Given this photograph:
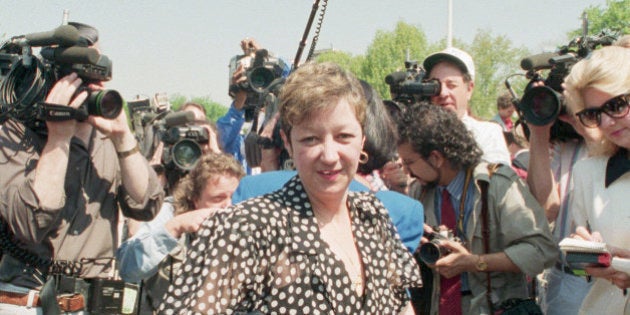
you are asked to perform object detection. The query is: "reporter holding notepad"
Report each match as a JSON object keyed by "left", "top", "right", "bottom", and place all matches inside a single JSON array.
[{"left": 564, "top": 46, "right": 630, "bottom": 314}]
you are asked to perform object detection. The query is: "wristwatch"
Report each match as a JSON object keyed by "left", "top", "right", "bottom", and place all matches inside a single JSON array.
[{"left": 475, "top": 255, "right": 488, "bottom": 271}]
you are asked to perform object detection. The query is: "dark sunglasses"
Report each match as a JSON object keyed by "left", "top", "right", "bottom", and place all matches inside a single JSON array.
[{"left": 575, "top": 93, "right": 630, "bottom": 128}]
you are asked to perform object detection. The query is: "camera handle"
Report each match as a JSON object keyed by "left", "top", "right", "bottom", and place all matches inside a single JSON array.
[{"left": 37, "top": 102, "right": 88, "bottom": 121}]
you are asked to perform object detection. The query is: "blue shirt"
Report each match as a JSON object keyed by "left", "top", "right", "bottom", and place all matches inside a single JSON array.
[
  {"left": 234, "top": 170, "right": 425, "bottom": 253},
  {"left": 116, "top": 197, "right": 180, "bottom": 283},
  {"left": 216, "top": 104, "right": 248, "bottom": 173}
]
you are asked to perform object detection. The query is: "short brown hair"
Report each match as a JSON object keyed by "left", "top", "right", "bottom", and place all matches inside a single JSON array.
[{"left": 279, "top": 62, "right": 366, "bottom": 139}]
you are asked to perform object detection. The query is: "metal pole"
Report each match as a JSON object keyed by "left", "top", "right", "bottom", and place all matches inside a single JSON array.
[{"left": 447, "top": 0, "right": 453, "bottom": 48}]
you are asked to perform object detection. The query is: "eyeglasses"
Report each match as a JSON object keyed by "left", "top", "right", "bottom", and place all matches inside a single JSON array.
[
  {"left": 575, "top": 93, "right": 630, "bottom": 128},
  {"left": 402, "top": 157, "right": 421, "bottom": 168}
]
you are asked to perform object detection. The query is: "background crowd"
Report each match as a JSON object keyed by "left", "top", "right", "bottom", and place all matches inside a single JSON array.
[{"left": 0, "top": 13, "right": 630, "bottom": 315}]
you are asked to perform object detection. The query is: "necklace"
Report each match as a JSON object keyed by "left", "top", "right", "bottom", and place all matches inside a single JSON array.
[{"left": 315, "top": 211, "right": 364, "bottom": 295}]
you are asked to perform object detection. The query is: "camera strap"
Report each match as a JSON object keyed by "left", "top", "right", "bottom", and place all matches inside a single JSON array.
[{"left": 36, "top": 102, "right": 88, "bottom": 122}]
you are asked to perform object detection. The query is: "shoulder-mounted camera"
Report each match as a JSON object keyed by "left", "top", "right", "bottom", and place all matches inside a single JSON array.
[{"left": 0, "top": 23, "right": 123, "bottom": 131}]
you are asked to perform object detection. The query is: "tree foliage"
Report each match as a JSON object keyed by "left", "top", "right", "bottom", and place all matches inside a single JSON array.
[
  {"left": 461, "top": 31, "right": 529, "bottom": 118},
  {"left": 568, "top": 0, "right": 630, "bottom": 38},
  {"left": 316, "top": 21, "right": 528, "bottom": 119}
]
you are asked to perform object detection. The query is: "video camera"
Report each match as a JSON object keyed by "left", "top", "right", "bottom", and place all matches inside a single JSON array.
[
  {"left": 506, "top": 14, "right": 618, "bottom": 141},
  {"left": 127, "top": 94, "right": 212, "bottom": 191},
  {"left": 0, "top": 23, "right": 124, "bottom": 131},
  {"left": 228, "top": 48, "right": 288, "bottom": 122},
  {"left": 385, "top": 60, "right": 441, "bottom": 107},
  {"left": 128, "top": 95, "right": 208, "bottom": 173}
]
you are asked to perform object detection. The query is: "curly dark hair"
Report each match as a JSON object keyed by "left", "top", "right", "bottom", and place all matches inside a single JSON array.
[{"left": 397, "top": 103, "right": 482, "bottom": 170}]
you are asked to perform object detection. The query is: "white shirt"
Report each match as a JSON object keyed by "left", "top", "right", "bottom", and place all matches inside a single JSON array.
[
  {"left": 571, "top": 157, "right": 630, "bottom": 314},
  {"left": 461, "top": 114, "right": 511, "bottom": 165}
]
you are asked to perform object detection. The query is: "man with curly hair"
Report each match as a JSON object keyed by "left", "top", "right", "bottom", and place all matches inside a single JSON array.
[{"left": 397, "top": 103, "right": 557, "bottom": 315}]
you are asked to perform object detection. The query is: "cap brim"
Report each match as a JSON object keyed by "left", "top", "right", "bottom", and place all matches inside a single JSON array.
[{"left": 423, "top": 53, "right": 469, "bottom": 77}]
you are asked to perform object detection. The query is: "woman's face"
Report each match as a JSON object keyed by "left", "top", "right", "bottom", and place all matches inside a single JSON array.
[
  {"left": 193, "top": 174, "right": 240, "bottom": 209},
  {"left": 283, "top": 98, "right": 364, "bottom": 206},
  {"left": 583, "top": 87, "right": 630, "bottom": 150}
]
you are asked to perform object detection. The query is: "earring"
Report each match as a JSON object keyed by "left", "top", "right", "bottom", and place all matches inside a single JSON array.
[
  {"left": 283, "top": 158, "right": 295, "bottom": 170},
  {"left": 359, "top": 151, "right": 369, "bottom": 164}
]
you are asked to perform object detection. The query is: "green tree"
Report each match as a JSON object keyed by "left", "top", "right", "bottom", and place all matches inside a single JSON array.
[
  {"left": 315, "top": 50, "right": 364, "bottom": 76},
  {"left": 569, "top": 0, "right": 630, "bottom": 38},
  {"left": 170, "top": 94, "right": 228, "bottom": 122},
  {"left": 361, "top": 21, "right": 431, "bottom": 99},
  {"left": 462, "top": 31, "right": 529, "bottom": 118}
]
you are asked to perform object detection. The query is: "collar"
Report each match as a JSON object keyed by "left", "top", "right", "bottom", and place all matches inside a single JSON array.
[
  {"left": 442, "top": 170, "right": 466, "bottom": 202},
  {"left": 605, "top": 148, "right": 630, "bottom": 188}
]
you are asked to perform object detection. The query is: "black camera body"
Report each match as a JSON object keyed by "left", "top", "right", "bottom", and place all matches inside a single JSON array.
[
  {"left": 385, "top": 60, "right": 441, "bottom": 107},
  {"left": 517, "top": 31, "right": 617, "bottom": 127},
  {"left": 418, "top": 228, "right": 461, "bottom": 265},
  {"left": 0, "top": 24, "right": 123, "bottom": 130},
  {"left": 228, "top": 49, "right": 287, "bottom": 122}
]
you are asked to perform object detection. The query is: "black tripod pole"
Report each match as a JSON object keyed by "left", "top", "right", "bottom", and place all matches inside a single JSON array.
[{"left": 293, "top": 0, "right": 320, "bottom": 70}]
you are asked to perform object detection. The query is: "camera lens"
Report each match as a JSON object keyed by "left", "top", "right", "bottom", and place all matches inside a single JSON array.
[
  {"left": 519, "top": 86, "right": 562, "bottom": 126},
  {"left": 87, "top": 89, "right": 124, "bottom": 119},
  {"left": 172, "top": 139, "right": 202, "bottom": 171},
  {"left": 248, "top": 67, "right": 275, "bottom": 91},
  {"left": 419, "top": 242, "right": 447, "bottom": 265}
]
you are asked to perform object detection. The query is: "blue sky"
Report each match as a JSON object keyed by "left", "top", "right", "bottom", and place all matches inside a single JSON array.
[{"left": 0, "top": 0, "right": 608, "bottom": 106}]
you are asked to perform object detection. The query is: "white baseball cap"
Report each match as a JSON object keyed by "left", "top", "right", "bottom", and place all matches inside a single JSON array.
[{"left": 423, "top": 47, "right": 475, "bottom": 81}]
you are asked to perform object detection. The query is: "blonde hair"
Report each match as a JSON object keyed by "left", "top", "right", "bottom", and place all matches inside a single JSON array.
[
  {"left": 563, "top": 46, "right": 630, "bottom": 155},
  {"left": 279, "top": 62, "right": 366, "bottom": 139},
  {"left": 172, "top": 152, "right": 244, "bottom": 215},
  {"left": 615, "top": 34, "right": 630, "bottom": 48}
]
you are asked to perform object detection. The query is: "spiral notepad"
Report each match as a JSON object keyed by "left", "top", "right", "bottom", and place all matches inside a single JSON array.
[
  {"left": 558, "top": 238, "right": 608, "bottom": 253},
  {"left": 558, "top": 238, "right": 611, "bottom": 275}
]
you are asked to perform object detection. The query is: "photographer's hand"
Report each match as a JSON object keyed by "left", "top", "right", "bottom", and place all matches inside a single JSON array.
[
  {"left": 232, "top": 64, "right": 248, "bottom": 111},
  {"left": 34, "top": 73, "right": 88, "bottom": 210},
  {"left": 433, "top": 241, "right": 473, "bottom": 279},
  {"left": 85, "top": 87, "right": 151, "bottom": 204},
  {"left": 165, "top": 208, "right": 218, "bottom": 239},
  {"left": 44, "top": 73, "right": 88, "bottom": 140},
  {"left": 240, "top": 37, "right": 261, "bottom": 54}
]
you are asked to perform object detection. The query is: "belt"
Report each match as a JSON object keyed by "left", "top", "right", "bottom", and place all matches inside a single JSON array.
[
  {"left": 0, "top": 290, "right": 85, "bottom": 312},
  {"left": 555, "top": 262, "right": 577, "bottom": 276}
]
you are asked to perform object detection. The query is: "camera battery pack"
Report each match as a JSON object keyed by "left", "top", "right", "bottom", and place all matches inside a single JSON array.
[{"left": 88, "top": 279, "right": 139, "bottom": 314}]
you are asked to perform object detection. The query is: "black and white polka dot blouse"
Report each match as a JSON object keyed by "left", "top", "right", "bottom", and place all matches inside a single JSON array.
[{"left": 159, "top": 176, "right": 423, "bottom": 314}]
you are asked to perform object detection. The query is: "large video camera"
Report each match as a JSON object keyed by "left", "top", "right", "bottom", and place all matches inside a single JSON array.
[
  {"left": 0, "top": 23, "right": 124, "bottom": 131},
  {"left": 228, "top": 49, "right": 288, "bottom": 122},
  {"left": 385, "top": 60, "right": 441, "bottom": 107},
  {"left": 505, "top": 15, "right": 618, "bottom": 141},
  {"left": 128, "top": 95, "right": 208, "bottom": 173}
]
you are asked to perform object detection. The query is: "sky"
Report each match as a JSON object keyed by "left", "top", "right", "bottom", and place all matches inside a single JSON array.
[{"left": 0, "top": 0, "right": 609, "bottom": 107}]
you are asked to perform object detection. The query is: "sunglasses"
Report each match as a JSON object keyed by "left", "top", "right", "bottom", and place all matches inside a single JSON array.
[{"left": 575, "top": 93, "right": 630, "bottom": 128}]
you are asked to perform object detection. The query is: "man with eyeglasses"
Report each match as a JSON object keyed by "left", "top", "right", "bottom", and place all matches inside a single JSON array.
[{"left": 397, "top": 103, "right": 556, "bottom": 315}]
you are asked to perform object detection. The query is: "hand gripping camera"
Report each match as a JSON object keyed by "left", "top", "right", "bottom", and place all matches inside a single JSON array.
[
  {"left": 0, "top": 24, "right": 124, "bottom": 130},
  {"left": 418, "top": 228, "right": 462, "bottom": 265}
]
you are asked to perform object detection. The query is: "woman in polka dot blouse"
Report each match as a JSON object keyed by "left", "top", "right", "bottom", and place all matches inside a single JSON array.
[{"left": 159, "top": 62, "right": 423, "bottom": 314}]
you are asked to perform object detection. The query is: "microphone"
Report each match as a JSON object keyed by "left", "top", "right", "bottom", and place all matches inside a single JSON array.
[
  {"left": 163, "top": 111, "right": 195, "bottom": 127},
  {"left": 40, "top": 46, "right": 100, "bottom": 65},
  {"left": 385, "top": 71, "right": 408, "bottom": 85},
  {"left": 12, "top": 25, "right": 80, "bottom": 47},
  {"left": 520, "top": 52, "right": 558, "bottom": 71}
]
